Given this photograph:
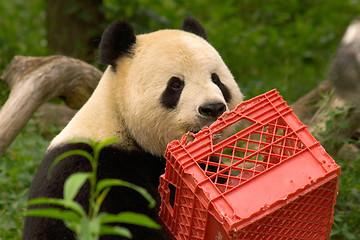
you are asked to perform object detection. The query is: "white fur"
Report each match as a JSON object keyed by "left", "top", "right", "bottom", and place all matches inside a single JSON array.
[
  {"left": 342, "top": 21, "right": 360, "bottom": 45},
  {"left": 51, "top": 29, "right": 243, "bottom": 156}
]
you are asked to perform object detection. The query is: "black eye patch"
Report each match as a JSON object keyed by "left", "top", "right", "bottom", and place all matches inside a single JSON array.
[
  {"left": 211, "top": 73, "right": 232, "bottom": 103},
  {"left": 161, "top": 77, "right": 185, "bottom": 109}
]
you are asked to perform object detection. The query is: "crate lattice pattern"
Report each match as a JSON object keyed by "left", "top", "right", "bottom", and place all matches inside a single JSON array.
[
  {"left": 159, "top": 90, "right": 340, "bottom": 240},
  {"left": 175, "top": 185, "right": 207, "bottom": 239},
  {"left": 234, "top": 178, "right": 338, "bottom": 240},
  {"left": 198, "top": 117, "right": 306, "bottom": 193}
]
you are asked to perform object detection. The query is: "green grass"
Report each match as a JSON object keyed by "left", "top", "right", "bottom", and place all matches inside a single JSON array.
[
  {"left": 0, "top": 2, "right": 48, "bottom": 236},
  {"left": 0, "top": 119, "right": 49, "bottom": 239},
  {"left": 332, "top": 151, "right": 360, "bottom": 239}
]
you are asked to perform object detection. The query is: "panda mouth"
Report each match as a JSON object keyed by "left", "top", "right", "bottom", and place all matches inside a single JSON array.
[
  {"left": 188, "top": 124, "right": 208, "bottom": 134},
  {"left": 188, "top": 127, "right": 223, "bottom": 143},
  {"left": 187, "top": 120, "right": 221, "bottom": 136},
  {"left": 189, "top": 129, "right": 200, "bottom": 134}
]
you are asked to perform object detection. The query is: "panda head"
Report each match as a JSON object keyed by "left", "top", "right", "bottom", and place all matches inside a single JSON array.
[{"left": 93, "top": 18, "right": 244, "bottom": 156}]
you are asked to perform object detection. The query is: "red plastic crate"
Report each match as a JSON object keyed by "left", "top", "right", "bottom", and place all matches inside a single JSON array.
[{"left": 159, "top": 89, "right": 340, "bottom": 240}]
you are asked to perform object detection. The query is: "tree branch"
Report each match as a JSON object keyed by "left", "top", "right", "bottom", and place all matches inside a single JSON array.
[{"left": 0, "top": 55, "right": 102, "bottom": 157}]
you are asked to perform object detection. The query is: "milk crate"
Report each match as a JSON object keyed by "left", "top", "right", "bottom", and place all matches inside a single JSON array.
[{"left": 159, "top": 89, "right": 341, "bottom": 240}]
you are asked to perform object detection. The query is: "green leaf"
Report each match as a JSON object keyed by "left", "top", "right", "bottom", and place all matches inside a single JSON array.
[
  {"left": 64, "top": 172, "right": 89, "bottom": 201},
  {"left": 93, "top": 187, "right": 111, "bottom": 216},
  {"left": 27, "top": 198, "right": 86, "bottom": 217},
  {"left": 48, "top": 150, "right": 93, "bottom": 179},
  {"left": 68, "top": 138, "right": 97, "bottom": 148},
  {"left": 95, "top": 179, "right": 156, "bottom": 208},
  {"left": 78, "top": 217, "right": 92, "bottom": 240},
  {"left": 93, "top": 138, "right": 119, "bottom": 162},
  {"left": 94, "top": 138, "right": 119, "bottom": 155},
  {"left": 99, "top": 212, "right": 161, "bottom": 229},
  {"left": 26, "top": 208, "right": 81, "bottom": 222},
  {"left": 89, "top": 217, "right": 101, "bottom": 236},
  {"left": 77, "top": 217, "right": 101, "bottom": 240},
  {"left": 100, "top": 225, "right": 132, "bottom": 239}
]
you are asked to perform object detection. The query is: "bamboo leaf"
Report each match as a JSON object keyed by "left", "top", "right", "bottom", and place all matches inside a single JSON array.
[
  {"left": 99, "top": 212, "right": 161, "bottom": 229},
  {"left": 64, "top": 172, "right": 89, "bottom": 201},
  {"left": 26, "top": 208, "right": 81, "bottom": 222},
  {"left": 27, "top": 198, "right": 86, "bottom": 217},
  {"left": 48, "top": 150, "right": 93, "bottom": 179},
  {"left": 78, "top": 217, "right": 92, "bottom": 240},
  {"left": 89, "top": 217, "right": 101, "bottom": 236},
  {"left": 94, "top": 138, "right": 119, "bottom": 153},
  {"left": 68, "top": 138, "right": 96, "bottom": 148},
  {"left": 100, "top": 225, "right": 132, "bottom": 239},
  {"left": 95, "top": 179, "right": 155, "bottom": 208},
  {"left": 93, "top": 187, "right": 111, "bottom": 216}
]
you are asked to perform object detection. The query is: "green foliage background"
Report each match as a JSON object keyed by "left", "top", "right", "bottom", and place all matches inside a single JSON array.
[
  {"left": 102, "top": 0, "right": 360, "bottom": 102},
  {"left": 1, "top": 0, "right": 360, "bottom": 239}
]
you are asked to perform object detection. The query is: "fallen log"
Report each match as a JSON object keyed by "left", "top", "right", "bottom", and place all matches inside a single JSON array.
[{"left": 0, "top": 55, "right": 102, "bottom": 157}]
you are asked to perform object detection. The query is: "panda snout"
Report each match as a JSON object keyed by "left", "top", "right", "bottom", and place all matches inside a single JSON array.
[{"left": 198, "top": 103, "right": 226, "bottom": 118}]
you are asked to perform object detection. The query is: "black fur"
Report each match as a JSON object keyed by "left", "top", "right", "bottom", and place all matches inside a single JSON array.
[
  {"left": 99, "top": 20, "right": 136, "bottom": 70},
  {"left": 160, "top": 77, "right": 185, "bottom": 109},
  {"left": 23, "top": 143, "right": 171, "bottom": 240},
  {"left": 211, "top": 73, "right": 232, "bottom": 102},
  {"left": 181, "top": 17, "right": 208, "bottom": 40}
]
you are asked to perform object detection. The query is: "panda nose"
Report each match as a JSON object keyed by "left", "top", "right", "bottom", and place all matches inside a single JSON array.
[{"left": 198, "top": 103, "right": 226, "bottom": 118}]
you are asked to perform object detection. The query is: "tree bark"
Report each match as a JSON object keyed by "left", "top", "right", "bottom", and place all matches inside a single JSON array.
[
  {"left": 46, "top": 0, "right": 104, "bottom": 62},
  {"left": 0, "top": 55, "right": 102, "bottom": 157}
]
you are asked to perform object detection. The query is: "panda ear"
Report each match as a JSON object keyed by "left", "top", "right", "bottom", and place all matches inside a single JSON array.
[
  {"left": 99, "top": 20, "right": 136, "bottom": 70},
  {"left": 181, "top": 17, "right": 208, "bottom": 40}
]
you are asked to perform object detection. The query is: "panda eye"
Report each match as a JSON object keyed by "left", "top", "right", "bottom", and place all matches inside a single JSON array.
[
  {"left": 161, "top": 76, "right": 184, "bottom": 109},
  {"left": 211, "top": 73, "right": 232, "bottom": 103},
  {"left": 211, "top": 73, "right": 220, "bottom": 85},
  {"left": 169, "top": 77, "right": 184, "bottom": 91}
]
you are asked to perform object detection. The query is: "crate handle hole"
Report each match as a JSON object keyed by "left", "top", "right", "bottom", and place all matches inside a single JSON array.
[{"left": 168, "top": 183, "right": 176, "bottom": 209}]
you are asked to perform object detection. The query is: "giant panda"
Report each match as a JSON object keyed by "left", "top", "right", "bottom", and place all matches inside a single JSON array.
[{"left": 23, "top": 18, "right": 243, "bottom": 240}]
